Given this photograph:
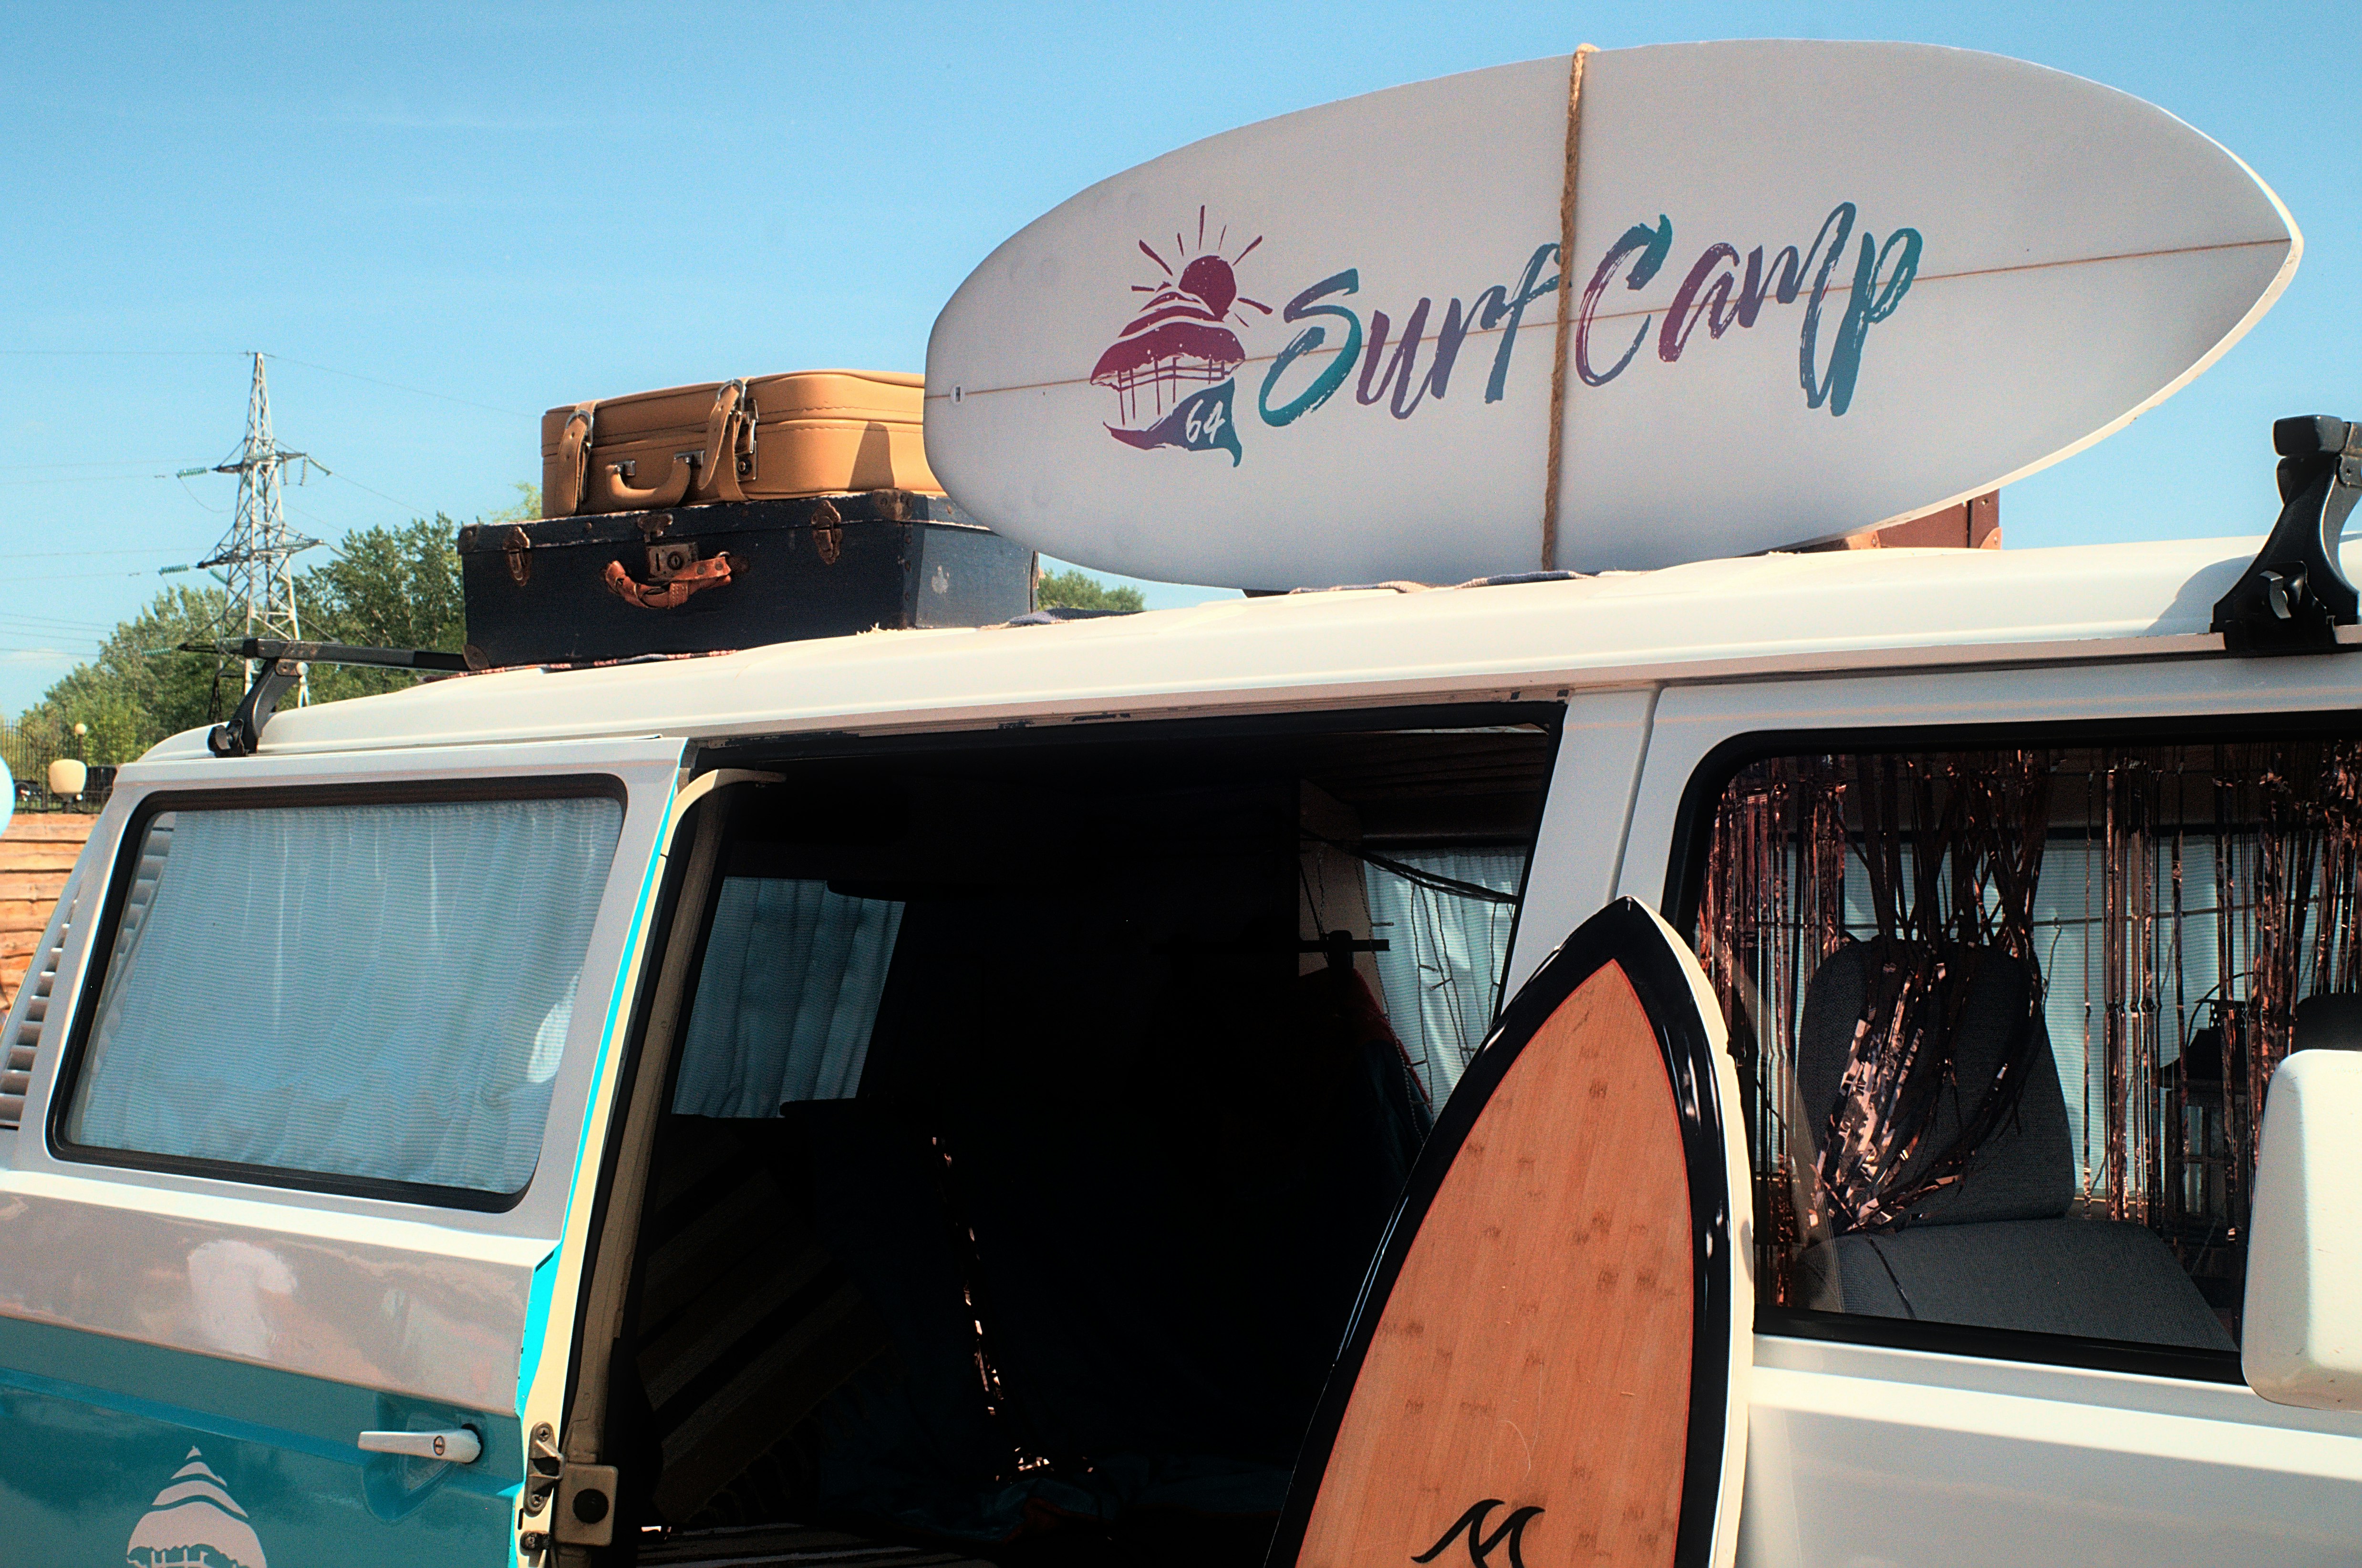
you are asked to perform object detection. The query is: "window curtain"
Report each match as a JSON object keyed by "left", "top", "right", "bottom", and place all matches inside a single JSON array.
[
  {"left": 2209, "top": 741, "right": 2362, "bottom": 1228},
  {"left": 671, "top": 878, "right": 905, "bottom": 1116},
  {"left": 1363, "top": 850, "right": 1525, "bottom": 1104},
  {"left": 64, "top": 796, "right": 622, "bottom": 1195}
]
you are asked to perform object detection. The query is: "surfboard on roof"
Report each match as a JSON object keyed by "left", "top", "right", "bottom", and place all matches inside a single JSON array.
[{"left": 924, "top": 41, "right": 2298, "bottom": 589}]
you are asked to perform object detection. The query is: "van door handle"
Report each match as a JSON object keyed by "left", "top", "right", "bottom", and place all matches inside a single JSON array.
[{"left": 358, "top": 1427, "right": 481, "bottom": 1465}]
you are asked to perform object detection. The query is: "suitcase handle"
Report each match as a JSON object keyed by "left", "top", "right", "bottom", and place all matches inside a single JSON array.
[
  {"left": 603, "top": 551, "right": 733, "bottom": 609},
  {"left": 606, "top": 452, "right": 698, "bottom": 510}
]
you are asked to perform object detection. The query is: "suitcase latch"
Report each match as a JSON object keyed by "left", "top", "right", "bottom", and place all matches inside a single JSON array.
[
  {"left": 502, "top": 525, "right": 533, "bottom": 586},
  {"left": 811, "top": 496, "right": 842, "bottom": 567},
  {"left": 646, "top": 540, "right": 699, "bottom": 582}
]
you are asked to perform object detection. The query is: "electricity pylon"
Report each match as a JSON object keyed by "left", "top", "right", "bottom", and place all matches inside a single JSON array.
[{"left": 189, "top": 353, "right": 324, "bottom": 701}]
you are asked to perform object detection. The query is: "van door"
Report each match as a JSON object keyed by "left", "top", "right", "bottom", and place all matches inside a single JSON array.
[
  {"left": 0, "top": 736, "right": 684, "bottom": 1568},
  {"left": 1271, "top": 898, "right": 1751, "bottom": 1568},
  {"left": 1621, "top": 659, "right": 2362, "bottom": 1567}
]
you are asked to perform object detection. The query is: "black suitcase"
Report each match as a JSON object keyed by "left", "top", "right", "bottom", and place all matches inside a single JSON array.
[{"left": 456, "top": 491, "right": 1035, "bottom": 668}]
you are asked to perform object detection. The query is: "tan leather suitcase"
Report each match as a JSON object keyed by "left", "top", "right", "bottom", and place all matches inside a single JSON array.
[{"left": 541, "top": 370, "right": 940, "bottom": 517}]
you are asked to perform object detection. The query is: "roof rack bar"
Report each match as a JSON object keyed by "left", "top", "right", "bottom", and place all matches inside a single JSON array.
[
  {"left": 183, "top": 640, "right": 471, "bottom": 758},
  {"left": 182, "top": 638, "right": 472, "bottom": 673},
  {"left": 2211, "top": 415, "right": 2362, "bottom": 655}
]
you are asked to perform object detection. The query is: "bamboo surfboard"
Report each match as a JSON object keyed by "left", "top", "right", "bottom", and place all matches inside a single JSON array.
[
  {"left": 924, "top": 42, "right": 2299, "bottom": 588},
  {"left": 1266, "top": 899, "right": 1751, "bottom": 1568}
]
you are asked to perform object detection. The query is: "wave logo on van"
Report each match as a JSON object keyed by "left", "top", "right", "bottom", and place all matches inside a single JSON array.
[
  {"left": 124, "top": 1447, "right": 269, "bottom": 1568},
  {"left": 1090, "top": 207, "right": 1268, "bottom": 466}
]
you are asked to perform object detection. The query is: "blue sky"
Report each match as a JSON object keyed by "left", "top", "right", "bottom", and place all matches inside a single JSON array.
[{"left": 1, "top": 1, "right": 2355, "bottom": 713}]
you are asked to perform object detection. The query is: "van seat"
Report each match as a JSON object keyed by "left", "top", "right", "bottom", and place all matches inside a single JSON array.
[
  {"left": 1798, "top": 941, "right": 2231, "bottom": 1351},
  {"left": 1830, "top": 1216, "right": 2230, "bottom": 1345}
]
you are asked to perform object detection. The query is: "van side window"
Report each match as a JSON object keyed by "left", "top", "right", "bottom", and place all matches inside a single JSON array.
[
  {"left": 672, "top": 879, "right": 906, "bottom": 1114},
  {"left": 58, "top": 793, "right": 623, "bottom": 1203},
  {"left": 1359, "top": 847, "right": 1526, "bottom": 1104},
  {"left": 1696, "top": 742, "right": 2362, "bottom": 1358}
]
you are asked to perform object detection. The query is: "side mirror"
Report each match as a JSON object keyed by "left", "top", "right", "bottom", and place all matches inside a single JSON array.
[{"left": 2244, "top": 1048, "right": 2362, "bottom": 1407}]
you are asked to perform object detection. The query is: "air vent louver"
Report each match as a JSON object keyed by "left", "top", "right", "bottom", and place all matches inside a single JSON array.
[{"left": 0, "top": 868, "right": 83, "bottom": 1131}]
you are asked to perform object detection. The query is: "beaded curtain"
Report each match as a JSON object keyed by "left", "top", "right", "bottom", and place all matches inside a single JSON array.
[{"left": 1697, "top": 743, "right": 2362, "bottom": 1322}]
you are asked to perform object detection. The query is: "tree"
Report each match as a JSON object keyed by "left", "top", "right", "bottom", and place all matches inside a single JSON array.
[
  {"left": 14, "top": 585, "right": 243, "bottom": 765},
  {"left": 1036, "top": 566, "right": 1145, "bottom": 614},
  {"left": 298, "top": 517, "right": 467, "bottom": 702},
  {"left": 13, "top": 493, "right": 526, "bottom": 761}
]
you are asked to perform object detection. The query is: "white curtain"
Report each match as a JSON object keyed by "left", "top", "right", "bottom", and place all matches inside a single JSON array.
[
  {"left": 1364, "top": 849, "right": 1526, "bottom": 1105},
  {"left": 671, "top": 878, "right": 905, "bottom": 1116},
  {"left": 64, "top": 796, "right": 622, "bottom": 1196}
]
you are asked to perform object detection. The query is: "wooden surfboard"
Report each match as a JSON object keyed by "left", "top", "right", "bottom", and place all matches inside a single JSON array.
[
  {"left": 1268, "top": 899, "right": 1750, "bottom": 1568},
  {"left": 925, "top": 42, "right": 2298, "bottom": 588}
]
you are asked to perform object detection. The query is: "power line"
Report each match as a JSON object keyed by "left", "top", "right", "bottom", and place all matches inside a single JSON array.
[
  {"left": 9, "top": 459, "right": 184, "bottom": 470},
  {"left": 0, "top": 345, "right": 529, "bottom": 415},
  {"left": 10, "top": 607, "right": 131, "bottom": 625},
  {"left": 8, "top": 613, "right": 122, "bottom": 631},
  {"left": 0, "top": 547, "right": 184, "bottom": 560},
  {"left": 325, "top": 469, "right": 435, "bottom": 517},
  {"left": 0, "top": 350, "right": 246, "bottom": 358},
  {"left": 173, "top": 474, "right": 226, "bottom": 513},
  {"left": 0, "top": 473, "right": 187, "bottom": 488},
  {"left": 263, "top": 352, "right": 533, "bottom": 419}
]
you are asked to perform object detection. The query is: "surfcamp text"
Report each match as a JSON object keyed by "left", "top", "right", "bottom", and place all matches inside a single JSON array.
[{"left": 1255, "top": 201, "right": 1923, "bottom": 429}]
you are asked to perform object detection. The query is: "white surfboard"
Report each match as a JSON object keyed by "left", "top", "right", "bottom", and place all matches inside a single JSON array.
[{"left": 924, "top": 41, "right": 2298, "bottom": 588}]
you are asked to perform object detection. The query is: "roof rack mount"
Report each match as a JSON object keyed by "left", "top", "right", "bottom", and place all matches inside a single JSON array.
[
  {"left": 186, "top": 639, "right": 469, "bottom": 758},
  {"left": 2211, "top": 414, "right": 2362, "bottom": 655}
]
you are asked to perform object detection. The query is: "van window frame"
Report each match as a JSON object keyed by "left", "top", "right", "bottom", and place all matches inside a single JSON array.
[
  {"left": 1660, "top": 707, "right": 2362, "bottom": 1386},
  {"left": 46, "top": 773, "right": 631, "bottom": 1214}
]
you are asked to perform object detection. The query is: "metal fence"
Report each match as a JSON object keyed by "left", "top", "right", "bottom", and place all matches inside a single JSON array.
[{"left": 0, "top": 720, "right": 115, "bottom": 815}]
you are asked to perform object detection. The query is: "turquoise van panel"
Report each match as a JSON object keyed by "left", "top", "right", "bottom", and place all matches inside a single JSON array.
[
  {"left": 0, "top": 1315, "right": 518, "bottom": 1566},
  {"left": 515, "top": 823, "right": 669, "bottom": 1419},
  {"left": 517, "top": 1244, "right": 560, "bottom": 1417}
]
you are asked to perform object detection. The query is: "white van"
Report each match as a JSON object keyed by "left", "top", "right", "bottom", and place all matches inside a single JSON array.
[{"left": 6, "top": 525, "right": 2361, "bottom": 1568}]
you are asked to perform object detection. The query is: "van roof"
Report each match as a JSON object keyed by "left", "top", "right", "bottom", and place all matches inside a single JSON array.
[{"left": 149, "top": 534, "right": 2323, "bottom": 760}]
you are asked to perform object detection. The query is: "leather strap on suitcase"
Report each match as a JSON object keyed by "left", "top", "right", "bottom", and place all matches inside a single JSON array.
[
  {"left": 699, "top": 380, "right": 755, "bottom": 505},
  {"left": 551, "top": 402, "right": 596, "bottom": 517}
]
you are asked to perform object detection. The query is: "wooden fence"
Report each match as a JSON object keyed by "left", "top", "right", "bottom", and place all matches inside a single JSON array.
[{"left": 1, "top": 816, "right": 94, "bottom": 1013}]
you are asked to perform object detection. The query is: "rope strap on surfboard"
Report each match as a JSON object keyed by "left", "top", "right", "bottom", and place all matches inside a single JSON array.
[{"left": 1543, "top": 43, "right": 1598, "bottom": 570}]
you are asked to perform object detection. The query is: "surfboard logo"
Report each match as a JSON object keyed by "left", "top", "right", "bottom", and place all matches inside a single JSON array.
[
  {"left": 1412, "top": 1499, "right": 1545, "bottom": 1568},
  {"left": 1087, "top": 200, "right": 1920, "bottom": 475},
  {"left": 1578, "top": 202, "right": 1924, "bottom": 416},
  {"left": 124, "top": 1447, "right": 269, "bottom": 1568},
  {"left": 1091, "top": 207, "right": 1270, "bottom": 465}
]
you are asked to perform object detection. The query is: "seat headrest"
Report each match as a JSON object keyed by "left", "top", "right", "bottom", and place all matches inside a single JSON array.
[
  {"left": 2294, "top": 992, "right": 2362, "bottom": 1052},
  {"left": 1798, "top": 940, "right": 2073, "bottom": 1228}
]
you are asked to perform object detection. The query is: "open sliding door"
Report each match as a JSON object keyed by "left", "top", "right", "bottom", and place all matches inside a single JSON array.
[{"left": 1271, "top": 898, "right": 1750, "bottom": 1568}]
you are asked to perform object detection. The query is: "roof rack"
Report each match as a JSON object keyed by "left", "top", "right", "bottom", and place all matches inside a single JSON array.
[
  {"left": 2211, "top": 415, "right": 2362, "bottom": 654},
  {"left": 182, "top": 639, "right": 469, "bottom": 757}
]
